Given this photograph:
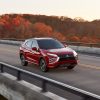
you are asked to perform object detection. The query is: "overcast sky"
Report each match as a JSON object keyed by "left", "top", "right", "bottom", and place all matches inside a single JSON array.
[{"left": 0, "top": 0, "right": 100, "bottom": 21}]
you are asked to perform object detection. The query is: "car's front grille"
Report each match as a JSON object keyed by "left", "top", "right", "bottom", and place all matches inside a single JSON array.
[{"left": 58, "top": 54, "right": 75, "bottom": 61}]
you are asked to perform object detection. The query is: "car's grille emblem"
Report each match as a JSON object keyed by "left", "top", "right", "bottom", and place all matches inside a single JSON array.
[
  {"left": 65, "top": 55, "right": 69, "bottom": 57},
  {"left": 58, "top": 54, "right": 75, "bottom": 61}
]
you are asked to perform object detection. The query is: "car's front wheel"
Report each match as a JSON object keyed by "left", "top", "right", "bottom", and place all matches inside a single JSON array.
[
  {"left": 20, "top": 54, "right": 28, "bottom": 66},
  {"left": 39, "top": 59, "right": 48, "bottom": 72}
]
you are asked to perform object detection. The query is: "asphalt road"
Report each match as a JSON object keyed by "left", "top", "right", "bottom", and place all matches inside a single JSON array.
[{"left": 0, "top": 44, "right": 100, "bottom": 99}]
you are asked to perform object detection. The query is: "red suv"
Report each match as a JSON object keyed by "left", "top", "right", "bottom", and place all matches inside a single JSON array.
[{"left": 20, "top": 38, "right": 78, "bottom": 72}]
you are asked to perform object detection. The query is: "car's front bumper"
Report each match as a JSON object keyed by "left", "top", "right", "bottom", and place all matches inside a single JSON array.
[{"left": 48, "top": 59, "right": 77, "bottom": 68}]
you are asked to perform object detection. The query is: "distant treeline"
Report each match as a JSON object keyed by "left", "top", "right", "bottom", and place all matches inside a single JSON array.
[{"left": 0, "top": 14, "right": 100, "bottom": 43}]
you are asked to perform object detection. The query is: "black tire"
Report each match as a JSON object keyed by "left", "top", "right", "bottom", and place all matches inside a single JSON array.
[
  {"left": 67, "top": 65, "right": 75, "bottom": 69},
  {"left": 39, "top": 59, "right": 48, "bottom": 72},
  {"left": 20, "top": 54, "right": 28, "bottom": 66}
]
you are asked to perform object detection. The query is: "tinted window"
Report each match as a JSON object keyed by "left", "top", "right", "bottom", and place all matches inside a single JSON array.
[
  {"left": 37, "top": 39, "right": 64, "bottom": 49},
  {"left": 25, "top": 40, "right": 32, "bottom": 48}
]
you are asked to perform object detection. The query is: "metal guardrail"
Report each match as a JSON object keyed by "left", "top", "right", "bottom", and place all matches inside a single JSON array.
[
  {"left": 1, "top": 38, "right": 100, "bottom": 48},
  {"left": 0, "top": 62, "right": 100, "bottom": 100},
  {"left": 0, "top": 38, "right": 25, "bottom": 41},
  {"left": 62, "top": 41, "right": 100, "bottom": 48},
  {"left": 0, "top": 38, "right": 100, "bottom": 48}
]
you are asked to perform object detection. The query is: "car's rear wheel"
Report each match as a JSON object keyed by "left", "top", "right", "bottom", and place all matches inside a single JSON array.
[
  {"left": 20, "top": 54, "right": 28, "bottom": 66},
  {"left": 39, "top": 59, "right": 48, "bottom": 72},
  {"left": 67, "top": 65, "right": 75, "bottom": 69}
]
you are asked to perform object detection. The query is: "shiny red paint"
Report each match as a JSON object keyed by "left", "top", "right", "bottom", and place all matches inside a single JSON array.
[{"left": 19, "top": 38, "right": 78, "bottom": 69}]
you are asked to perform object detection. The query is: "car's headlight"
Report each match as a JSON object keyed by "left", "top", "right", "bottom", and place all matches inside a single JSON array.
[
  {"left": 47, "top": 53, "right": 58, "bottom": 57},
  {"left": 47, "top": 53, "right": 59, "bottom": 64},
  {"left": 73, "top": 51, "right": 78, "bottom": 60}
]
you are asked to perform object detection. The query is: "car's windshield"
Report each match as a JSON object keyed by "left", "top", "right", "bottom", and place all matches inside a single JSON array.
[{"left": 37, "top": 39, "right": 64, "bottom": 49}]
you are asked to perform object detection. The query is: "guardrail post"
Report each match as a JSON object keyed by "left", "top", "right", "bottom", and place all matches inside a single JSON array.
[
  {"left": 17, "top": 71, "right": 21, "bottom": 81},
  {"left": 0, "top": 64, "right": 4, "bottom": 73},
  {"left": 41, "top": 80, "right": 47, "bottom": 92}
]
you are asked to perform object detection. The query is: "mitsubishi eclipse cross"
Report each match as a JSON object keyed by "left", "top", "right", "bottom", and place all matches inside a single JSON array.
[{"left": 19, "top": 38, "right": 78, "bottom": 72}]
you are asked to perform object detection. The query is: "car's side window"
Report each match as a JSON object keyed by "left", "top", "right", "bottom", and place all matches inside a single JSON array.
[
  {"left": 25, "top": 40, "right": 32, "bottom": 48},
  {"left": 31, "top": 40, "right": 38, "bottom": 48}
]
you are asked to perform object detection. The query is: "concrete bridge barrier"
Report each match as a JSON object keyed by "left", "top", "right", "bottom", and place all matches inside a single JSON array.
[{"left": 0, "top": 73, "right": 65, "bottom": 100}]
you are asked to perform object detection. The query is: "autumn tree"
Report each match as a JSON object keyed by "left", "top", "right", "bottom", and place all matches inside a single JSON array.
[
  {"left": 0, "top": 14, "right": 100, "bottom": 43},
  {"left": 33, "top": 22, "right": 52, "bottom": 37}
]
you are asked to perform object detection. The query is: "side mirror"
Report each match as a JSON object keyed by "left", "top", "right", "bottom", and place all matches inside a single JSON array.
[{"left": 32, "top": 47, "right": 38, "bottom": 51}]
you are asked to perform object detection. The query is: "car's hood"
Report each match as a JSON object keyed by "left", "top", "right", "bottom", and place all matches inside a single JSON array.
[
  {"left": 40, "top": 47, "right": 78, "bottom": 57},
  {"left": 48, "top": 47, "right": 74, "bottom": 54}
]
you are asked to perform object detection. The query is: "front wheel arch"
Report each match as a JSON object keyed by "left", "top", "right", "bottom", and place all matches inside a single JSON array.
[
  {"left": 20, "top": 53, "right": 28, "bottom": 66},
  {"left": 39, "top": 58, "right": 48, "bottom": 72}
]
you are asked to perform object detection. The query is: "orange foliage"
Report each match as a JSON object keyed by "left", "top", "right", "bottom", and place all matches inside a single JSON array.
[
  {"left": 33, "top": 22, "right": 52, "bottom": 35},
  {"left": 51, "top": 32, "right": 66, "bottom": 41},
  {"left": 81, "top": 37, "right": 89, "bottom": 43},
  {"left": 81, "top": 37, "right": 97, "bottom": 43},
  {"left": 32, "top": 22, "right": 65, "bottom": 40},
  {"left": 12, "top": 17, "right": 20, "bottom": 26},
  {"left": 69, "top": 36, "right": 80, "bottom": 42},
  {"left": 0, "top": 14, "right": 100, "bottom": 43}
]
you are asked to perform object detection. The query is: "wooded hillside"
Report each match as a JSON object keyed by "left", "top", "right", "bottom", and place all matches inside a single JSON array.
[{"left": 0, "top": 14, "right": 100, "bottom": 43}]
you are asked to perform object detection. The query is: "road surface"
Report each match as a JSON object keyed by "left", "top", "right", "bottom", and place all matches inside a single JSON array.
[{"left": 0, "top": 44, "right": 100, "bottom": 99}]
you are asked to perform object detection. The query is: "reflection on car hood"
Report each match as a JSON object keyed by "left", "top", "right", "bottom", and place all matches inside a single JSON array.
[{"left": 48, "top": 47, "right": 74, "bottom": 54}]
